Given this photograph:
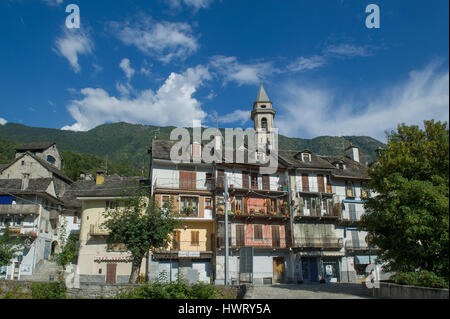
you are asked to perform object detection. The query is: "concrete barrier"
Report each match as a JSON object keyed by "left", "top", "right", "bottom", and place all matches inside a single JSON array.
[{"left": 362, "top": 282, "right": 449, "bottom": 299}]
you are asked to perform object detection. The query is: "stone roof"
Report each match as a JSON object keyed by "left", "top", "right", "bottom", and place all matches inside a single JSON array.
[
  {"left": 16, "top": 142, "right": 56, "bottom": 152},
  {"left": 256, "top": 83, "right": 270, "bottom": 102},
  {"left": 277, "top": 150, "right": 337, "bottom": 170},
  {"left": 73, "top": 175, "right": 144, "bottom": 199},
  {"left": 0, "top": 177, "right": 62, "bottom": 203},
  {"left": 320, "top": 155, "right": 370, "bottom": 180}
]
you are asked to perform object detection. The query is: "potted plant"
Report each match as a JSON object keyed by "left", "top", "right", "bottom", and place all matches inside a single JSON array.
[
  {"left": 236, "top": 209, "right": 242, "bottom": 215},
  {"left": 185, "top": 206, "right": 194, "bottom": 216}
]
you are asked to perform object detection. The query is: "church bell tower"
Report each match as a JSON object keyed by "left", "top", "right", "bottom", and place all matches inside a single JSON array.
[{"left": 251, "top": 83, "right": 276, "bottom": 152}]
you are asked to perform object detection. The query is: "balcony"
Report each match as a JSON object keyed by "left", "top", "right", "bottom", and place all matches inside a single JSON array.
[
  {"left": 0, "top": 204, "right": 40, "bottom": 215},
  {"left": 293, "top": 237, "right": 344, "bottom": 250},
  {"left": 295, "top": 202, "right": 341, "bottom": 219},
  {"left": 345, "top": 241, "right": 378, "bottom": 252},
  {"left": 89, "top": 224, "right": 109, "bottom": 236},
  {"left": 216, "top": 236, "right": 287, "bottom": 249}
]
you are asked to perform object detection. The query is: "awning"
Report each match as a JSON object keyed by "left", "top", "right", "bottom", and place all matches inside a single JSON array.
[
  {"left": 355, "top": 255, "right": 378, "bottom": 264},
  {"left": 0, "top": 196, "right": 14, "bottom": 205}
]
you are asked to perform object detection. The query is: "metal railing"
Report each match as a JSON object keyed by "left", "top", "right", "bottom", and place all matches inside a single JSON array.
[
  {"left": 216, "top": 236, "right": 287, "bottom": 249},
  {"left": 89, "top": 224, "right": 109, "bottom": 236},
  {"left": 293, "top": 237, "right": 344, "bottom": 249}
]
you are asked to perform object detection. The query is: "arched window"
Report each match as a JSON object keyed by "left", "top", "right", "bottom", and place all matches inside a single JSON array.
[
  {"left": 46, "top": 155, "right": 56, "bottom": 165},
  {"left": 261, "top": 118, "right": 268, "bottom": 129}
]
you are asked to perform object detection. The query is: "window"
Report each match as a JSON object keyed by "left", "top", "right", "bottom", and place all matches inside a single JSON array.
[
  {"left": 235, "top": 197, "right": 243, "bottom": 212},
  {"left": 302, "top": 153, "right": 311, "bottom": 162},
  {"left": 46, "top": 155, "right": 56, "bottom": 165},
  {"left": 260, "top": 105, "right": 267, "bottom": 109},
  {"left": 361, "top": 184, "right": 370, "bottom": 199},
  {"left": 180, "top": 197, "right": 198, "bottom": 215},
  {"left": 242, "top": 171, "right": 249, "bottom": 188},
  {"left": 253, "top": 225, "right": 263, "bottom": 240},
  {"left": 346, "top": 181, "right": 355, "bottom": 198},
  {"left": 161, "top": 195, "right": 170, "bottom": 210},
  {"left": 217, "top": 169, "right": 224, "bottom": 188},
  {"left": 191, "top": 231, "right": 200, "bottom": 246},
  {"left": 106, "top": 201, "right": 116, "bottom": 210},
  {"left": 317, "top": 175, "right": 325, "bottom": 193},
  {"left": 73, "top": 212, "right": 78, "bottom": 224},
  {"left": 251, "top": 173, "right": 258, "bottom": 189},
  {"left": 173, "top": 231, "right": 181, "bottom": 249},
  {"left": 205, "top": 173, "right": 213, "bottom": 188},
  {"left": 21, "top": 161, "right": 25, "bottom": 166},
  {"left": 262, "top": 174, "right": 270, "bottom": 190},
  {"left": 261, "top": 118, "right": 268, "bottom": 129},
  {"left": 270, "top": 198, "right": 278, "bottom": 213},
  {"left": 205, "top": 198, "right": 212, "bottom": 210}
]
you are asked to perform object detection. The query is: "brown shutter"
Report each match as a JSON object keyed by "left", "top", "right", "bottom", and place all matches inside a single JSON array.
[
  {"left": 243, "top": 197, "right": 248, "bottom": 214},
  {"left": 251, "top": 173, "right": 258, "bottom": 189},
  {"left": 317, "top": 175, "right": 325, "bottom": 193},
  {"left": 272, "top": 226, "right": 280, "bottom": 248},
  {"left": 236, "top": 225, "right": 245, "bottom": 247},
  {"left": 262, "top": 175, "right": 270, "bottom": 190},
  {"left": 217, "top": 169, "right": 224, "bottom": 188},
  {"left": 326, "top": 175, "right": 332, "bottom": 193},
  {"left": 231, "top": 196, "right": 236, "bottom": 212},
  {"left": 242, "top": 171, "right": 249, "bottom": 189},
  {"left": 301, "top": 174, "right": 309, "bottom": 192},
  {"left": 179, "top": 171, "right": 187, "bottom": 189},
  {"left": 191, "top": 231, "right": 199, "bottom": 245}
]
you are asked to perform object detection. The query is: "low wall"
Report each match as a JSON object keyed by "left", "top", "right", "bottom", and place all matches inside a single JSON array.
[
  {"left": 67, "top": 282, "right": 139, "bottom": 299},
  {"left": 0, "top": 280, "right": 34, "bottom": 295},
  {"left": 362, "top": 282, "right": 449, "bottom": 299}
]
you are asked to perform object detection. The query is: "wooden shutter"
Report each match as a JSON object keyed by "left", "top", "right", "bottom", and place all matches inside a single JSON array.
[
  {"left": 254, "top": 225, "right": 263, "bottom": 240},
  {"left": 243, "top": 197, "right": 248, "bottom": 214},
  {"left": 262, "top": 175, "right": 270, "bottom": 190},
  {"left": 326, "top": 175, "right": 332, "bottom": 193},
  {"left": 173, "top": 231, "right": 180, "bottom": 250},
  {"left": 73, "top": 212, "right": 78, "bottom": 224},
  {"left": 217, "top": 169, "right": 224, "bottom": 188},
  {"left": 272, "top": 226, "right": 280, "bottom": 248},
  {"left": 231, "top": 196, "right": 236, "bottom": 212},
  {"left": 236, "top": 224, "right": 245, "bottom": 247},
  {"left": 302, "top": 174, "right": 309, "bottom": 192},
  {"left": 242, "top": 171, "right": 249, "bottom": 189},
  {"left": 191, "top": 231, "right": 199, "bottom": 245},
  {"left": 317, "top": 175, "right": 325, "bottom": 193}
]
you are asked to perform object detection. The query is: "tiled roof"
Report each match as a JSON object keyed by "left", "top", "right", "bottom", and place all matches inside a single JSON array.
[{"left": 0, "top": 178, "right": 62, "bottom": 203}]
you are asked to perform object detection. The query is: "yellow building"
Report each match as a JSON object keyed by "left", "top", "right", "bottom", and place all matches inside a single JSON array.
[{"left": 76, "top": 172, "right": 147, "bottom": 284}]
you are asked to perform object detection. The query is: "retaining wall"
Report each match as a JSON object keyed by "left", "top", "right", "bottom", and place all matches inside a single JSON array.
[{"left": 362, "top": 282, "right": 449, "bottom": 299}]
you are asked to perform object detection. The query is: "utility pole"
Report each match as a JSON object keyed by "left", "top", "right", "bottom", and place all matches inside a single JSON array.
[{"left": 224, "top": 174, "right": 229, "bottom": 285}]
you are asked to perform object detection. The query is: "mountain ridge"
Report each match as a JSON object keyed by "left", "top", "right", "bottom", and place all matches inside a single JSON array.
[{"left": 0, "top": 122, "right": 384, "bottom": 171}]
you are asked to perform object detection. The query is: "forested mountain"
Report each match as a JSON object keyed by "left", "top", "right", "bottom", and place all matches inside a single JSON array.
[{"left": 0, "top": 122, "right": 385, "bottom": 179}]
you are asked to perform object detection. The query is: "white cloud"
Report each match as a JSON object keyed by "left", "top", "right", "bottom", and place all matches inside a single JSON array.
[
  {"left": 42, "top": 0, "right": 63, "bottom": 6},
  {"left": 62, "top": 65, "right": 211, "bottom": 131},
  {"left": 53, "top": 28, "right": 94, "bottom": 73},
  {"left": 287, "top": 55, "right": 326, "bottom": 72},
  {"left": 119, "top": 58, "right": 135, "bottom": 80},
  {"left": 325, "top": 43, "right": 373, "bottom": 57},
  {"left": 219, "top": 109, "right": 251, "bottom": 125},
  {"left": 210, "top": 55, "right": 278, "bottom": 86},
  {"left": 276, "top": 62, "right": 449, "bottom": 141},
  {"left": 0, "top": 118, "right": 7, "bottom": 125},
  {"left": 111, "top": 16, "right": 198, "bottom": 63},
  {"left": 166, "top": 0, "right": 213, "bottom": 11}
]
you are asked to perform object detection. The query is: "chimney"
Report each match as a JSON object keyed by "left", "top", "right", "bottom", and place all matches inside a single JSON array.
[
  {"left": 345, "top": 142, "right": 360, "bottom": 163},
  {"left": 96, "top": 170, "right": 105, "bottom": 185}
]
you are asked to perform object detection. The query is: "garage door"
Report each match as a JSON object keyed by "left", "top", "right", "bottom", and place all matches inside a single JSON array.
[{"left": 158, "top": 261, "right": 179, "bottom": 282}]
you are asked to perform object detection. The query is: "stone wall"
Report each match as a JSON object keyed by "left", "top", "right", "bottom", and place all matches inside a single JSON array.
[{"left": 362, "top": 282, "right": 449, "bottom": 299}]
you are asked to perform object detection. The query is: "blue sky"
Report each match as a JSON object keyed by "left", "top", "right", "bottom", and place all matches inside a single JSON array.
[{"left": 0, "top": 0, "right": 448, "bottom": 141}]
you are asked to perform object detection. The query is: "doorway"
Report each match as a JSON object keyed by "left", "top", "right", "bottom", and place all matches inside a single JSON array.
[
  {"left": 273, "top": 257, "right": 285, "bottom": 283},
  {"left": 106, "top": 263, "right": 117, "bottom": 284},
  {"left": 301, "top": 258, "right": 319, "bottom": 282}
]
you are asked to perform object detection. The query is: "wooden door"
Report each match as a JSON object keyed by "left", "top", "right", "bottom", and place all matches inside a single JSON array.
[
  {"left": 273, "top": 257, "right": 285, "bottom": 283},
  {"left": 106, "top": 263, "right": 117, "bottom": 284},
  {"left": 217, "top": 170, "right": 224, "bottom": 188}
]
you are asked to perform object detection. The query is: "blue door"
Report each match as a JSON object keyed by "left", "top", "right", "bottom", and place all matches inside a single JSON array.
[{"left": 301, "top": 258, "right": 319, "bottom": 282}]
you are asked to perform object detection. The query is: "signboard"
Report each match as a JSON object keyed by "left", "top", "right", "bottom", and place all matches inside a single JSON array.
[
  {"left": 94, "top": 256, "right": 133, "bottom": 263},
  {"left": 178, "top": 251, "right": 200, "bottom": 258},
  {"left": 325, "top": 265, "right": 333, "bottom": 276}
]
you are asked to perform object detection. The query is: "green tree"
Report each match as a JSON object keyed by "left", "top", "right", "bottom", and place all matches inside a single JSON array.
[
  {"left": 102, "top": 189, "right": 181, "bottom": 283},
  {"left": 0, "top": 225, "right": 24, "bottom": 268},
  {"left": 361, "top": 120, "right": 449, "bottom": 281},
  {"left": 54, "top": 219, "right": 78, "bottom": 271}
]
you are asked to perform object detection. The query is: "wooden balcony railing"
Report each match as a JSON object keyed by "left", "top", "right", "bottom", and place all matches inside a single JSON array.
[{"left": 0, "top": 204, "right": 40, "bottom": 215}]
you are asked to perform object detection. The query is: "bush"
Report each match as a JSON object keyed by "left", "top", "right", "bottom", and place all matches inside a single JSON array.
[
  {"left": 117, "top": 274, "right": 217, "bottom": 299},
  {"left": 391, "top": 271, "right": 449, "bottom": 289},
  {"left": 31, "top": 281, "right": 66, "bottom": 299}
]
